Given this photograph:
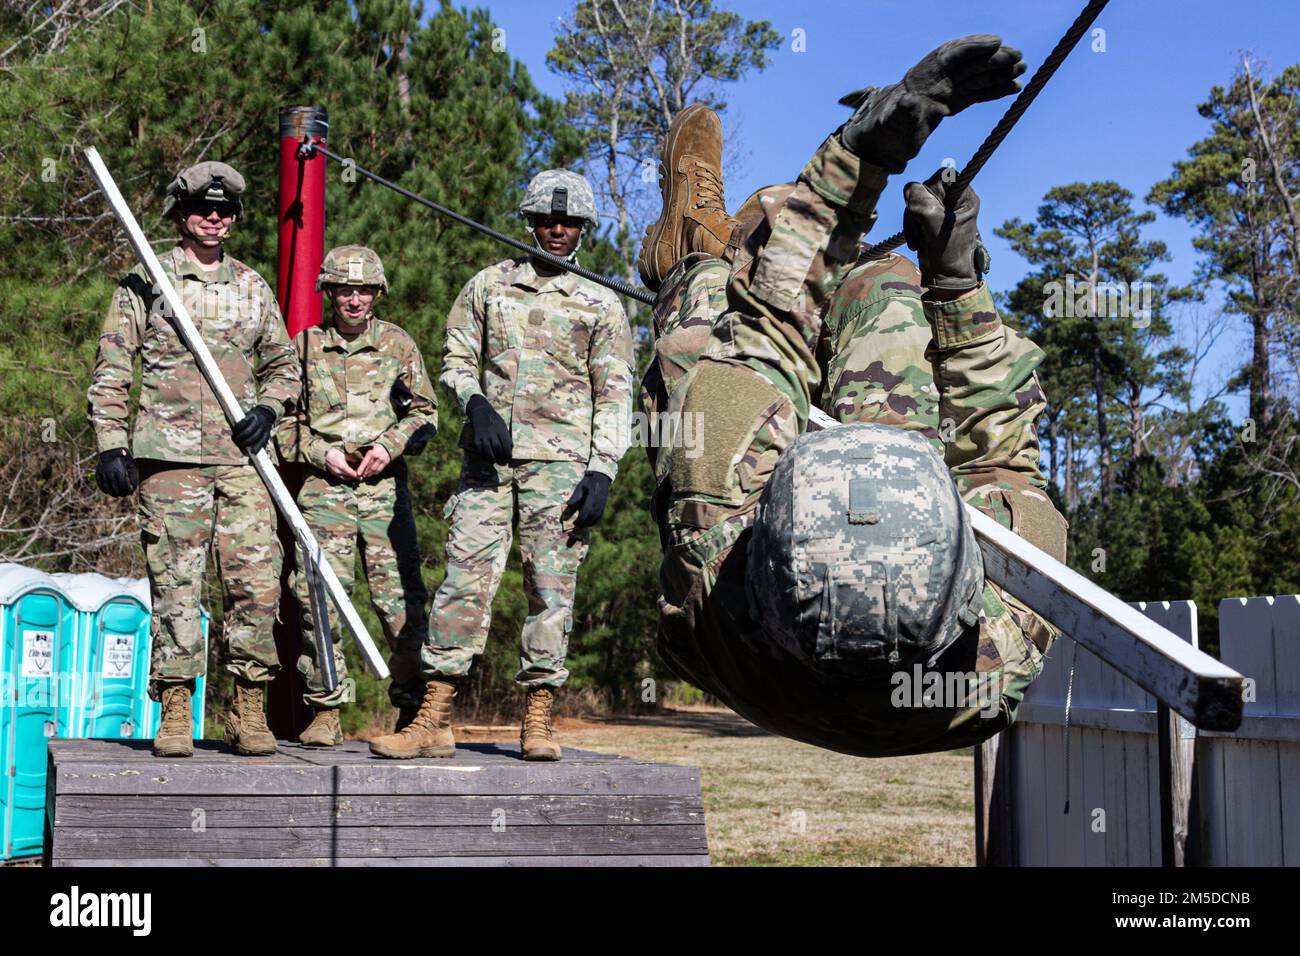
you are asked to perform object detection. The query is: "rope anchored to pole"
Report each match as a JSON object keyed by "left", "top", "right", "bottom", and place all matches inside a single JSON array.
[
  {"left": 296, "top": 140, "right": 657, "bottom": 305},
  {"left": 859, "top": 0, "right": 1111, "bottom": 262}
]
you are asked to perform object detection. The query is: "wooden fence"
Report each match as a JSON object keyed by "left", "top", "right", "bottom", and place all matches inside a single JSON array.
[{"left": 976, "top": 595, "right": 1300, "bottom": 866}]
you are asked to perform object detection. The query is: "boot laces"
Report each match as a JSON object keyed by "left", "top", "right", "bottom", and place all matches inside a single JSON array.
[
  {"left": 161, "top": 687, "right": 190, "bottom": 731},
  {"left": 238, "top": 683, "right": 271, "bottom": 733},
  {"left": 689, "top": 161, "right": 725, "bottom": 213},
  {"left": 523, "top": 690, "right": 554, "bottom": 737},
  {"left": 404, "top": 681, "right": 450, "bottom": 736}
]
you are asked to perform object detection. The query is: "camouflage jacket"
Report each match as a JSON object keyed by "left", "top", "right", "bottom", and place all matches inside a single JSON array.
[
  {"left": 440, "top": 256, "right": 634, "bottom": 479},
  {"left": 280, "top": 317, "right": 437, "bottom": 471},
  {"left": 87, "top": 246, "right": 300, "bottom": 465},
  {"left": 819, "top": 254, "right": 1048, "bottom": 489}
]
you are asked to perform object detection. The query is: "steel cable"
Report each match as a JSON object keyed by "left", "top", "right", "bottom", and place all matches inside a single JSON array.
[
  {"left": 859, "top": 0, "right": 1112, "bottom": 262},
  {"left": 297, "top": 141, "right": 657, "bottom": 305}
]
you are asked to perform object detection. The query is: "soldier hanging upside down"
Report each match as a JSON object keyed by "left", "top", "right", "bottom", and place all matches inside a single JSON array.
[{"left": 638, "top": 35, "right": 1069, "bottom": 758}]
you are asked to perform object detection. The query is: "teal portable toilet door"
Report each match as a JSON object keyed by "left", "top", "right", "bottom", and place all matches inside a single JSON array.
[
  {"left": 3, "top": 587, "right": 69, "bottom": 859},
  {"left": 86, "top": 598, "right": 150, "bottom": 739}
]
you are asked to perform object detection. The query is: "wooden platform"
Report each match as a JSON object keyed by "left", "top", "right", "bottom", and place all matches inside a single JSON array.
[{"left": 43, "top": 738, "right": 709, "bottom": 867}]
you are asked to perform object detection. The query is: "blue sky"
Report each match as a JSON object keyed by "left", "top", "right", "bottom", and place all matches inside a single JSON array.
[{"left": 481, "top": 0, "right": 1300, "bottom": 414}]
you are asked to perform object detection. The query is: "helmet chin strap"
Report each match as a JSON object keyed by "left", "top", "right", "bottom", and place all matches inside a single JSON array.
[
  {"left": 177, "top": 217, "right": 231, "bottom": 247},
  {"left": 526, "top": 216, "right": 584, "bottom": 262}
]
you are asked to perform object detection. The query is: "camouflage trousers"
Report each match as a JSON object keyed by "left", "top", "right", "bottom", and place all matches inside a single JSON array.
[
  {"left": 425, "top": 453, "right": 588, "bottom": 689},
  {"left": 292, "top": 464, "right": 429, "bottom": 709},
  {"left": 138, "top": 462, "right": 281, "bottom": 699}
]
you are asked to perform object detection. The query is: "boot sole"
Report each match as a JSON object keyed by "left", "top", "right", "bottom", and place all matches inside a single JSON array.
[
  {"left": 153, "top": 746, "right": 193, "bottom": 758},
  {"left": 233, "top": 745, "right": 278, "bottom": 756},
  {"left": 298, "top": 738, "right": 343, "bottom": 747},
  {"left": 522, "top": 750, "right": 562, "bottom": 761},
  {"left": 368, "top": 744, "right": 455, "bottom": 759},
  {"left": 639, "top": 103, "right": 716, "bottom": 287}
]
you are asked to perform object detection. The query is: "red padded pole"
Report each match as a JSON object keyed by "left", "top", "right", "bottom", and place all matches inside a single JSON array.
[{"left": 270, "top": 105, "right": 328, "bottom": 740}]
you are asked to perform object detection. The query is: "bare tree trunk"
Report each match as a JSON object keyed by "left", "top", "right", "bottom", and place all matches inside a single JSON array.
[
  {"left": 1242, "top": 55, "right": 1300, "bottom": 270},
  {"left": 1252, "top": 308, "right": 1274, "bottom": 431},
  {"left": 1130, "top": 383, "right": 1145, "bottom": 459},
  {"left": 1088, "top": 246, "right": 1113, "bottom": 507},
  {"left": 1065, "top": 430, "right": 1076, "bottom": 508}
]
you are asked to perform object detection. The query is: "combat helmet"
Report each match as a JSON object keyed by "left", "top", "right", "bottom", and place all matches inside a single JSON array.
[
  {"left": 161, "top": 161, "right": 246, "bottom": 219},
  {"left": 519, "top": 169, "right": 598, "bottom": 229},
  {"left": 746, "top": 422, "right": 985, "bottom": 680},
  {"left": 316, "top": 245, "right": 389, "bottom": 295}
]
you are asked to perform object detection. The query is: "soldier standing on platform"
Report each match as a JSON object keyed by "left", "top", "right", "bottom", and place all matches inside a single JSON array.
[
  {"left": 87, "top": 161, "right": 300, "bottom": 758},
  {"left": 280, "top": 245, "right": 438, "bottom": 746},
  {"left": 369, "top": 170, "right": 634, "bottom": 762}
]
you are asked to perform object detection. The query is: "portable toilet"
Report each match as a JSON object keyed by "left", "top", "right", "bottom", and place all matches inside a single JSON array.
[
  {"left": 139, "top": 608, "right": 209, "bottom": 741},
  {"left": 2, "top": 565, "right": 209, "bottom": 861},
  {"left": 0, "top": 564, "right": 77, "bottom": 860},
  {"left": 52, "top": 572, "right": 207, "bottom": 742}
]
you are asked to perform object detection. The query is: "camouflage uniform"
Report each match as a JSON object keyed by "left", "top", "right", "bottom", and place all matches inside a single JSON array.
[
  {"left": 644, "top": 134, "right": 1065, "bottom": 756},
  {"left": 430, "top": 256, "right": 634, "bottom": 687},
  {"left": 280, "top": 316, "right": 437, "bottom": 709},
  {"left": 87, "top": 246, "right": 300, "bottom": 697}
]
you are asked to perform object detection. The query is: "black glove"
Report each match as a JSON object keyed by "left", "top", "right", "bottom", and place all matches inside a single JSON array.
[
  {"left": 565, "top": 472, "right": 611, "bottom": 529},
  {"left": 902, "top": 170, "right": 990, "bottom": 290},
  {"left": 95, "top": 447, "right": 139, "bottom": 497},
  {"left": 405, "top": 424, "right": 436, "bottom": 457},
  {"left": 466, "top": 394, "right": 512, "bottom": 465},
  {"left": 840, "top": 35, "right": 1026, "bottom": 172},
  {"left": 231, "top": 404, "right": 276, "bottom": 454}
]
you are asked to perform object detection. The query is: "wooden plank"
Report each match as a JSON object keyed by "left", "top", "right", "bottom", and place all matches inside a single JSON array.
[
  {"left": 1126, "top": 731, "right": 1154, "bottom": 866},
  {"left": 1020, "top": 723, "right": 1047, "bottom": 866},
  {"left": 974, "top": 730, "right": 1015, "bottom": 865},
  {"left": 52, "top": 794, "right": 704, "bottom": 828},
  {"left": 51, "top": 855, "right": 711, "bottom": 868},
  {"left": 46, "top": 739, "right": 629, "bottom": 763},
  {"left": 1273, "top": 597, "right": 1300, "bottom": 866},
  {"left": 51, "top": 824, "right": 709, "bottom": 860},
  {"left": 1041, "top": 710, "right": 1072, "bottom": 864},
  {"left": 1137, "top": 601, "right": 1198, "bottom": 867},
  {"left": 50, "top": 759, "right": 703, "bottom": 797},
  {"left": 1100, "top": 729, "right": 1128, "bottom": 866},
  {"left": 1060, "top": 725, "right": 1086, "bottom": 865},
  {"left": 1220, "top": 598, "right": 1284, "bottom": 866},
  {"left": 973, "top": 507, "right": 1242, "bottom": 731},
  {"left": 1016, "top": 703, "right": 1155, "bottom": 734},
  {"left": 1081, "top": 722, "right": 1106, "bottom": 867},
  {"left": 1196, "top": 733, "right": 1226, "bottom": 866}
]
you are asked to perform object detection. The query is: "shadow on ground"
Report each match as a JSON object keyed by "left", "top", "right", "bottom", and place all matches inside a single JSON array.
[{"left": 567, "top": 708, "right": 772, "bottom": 738}]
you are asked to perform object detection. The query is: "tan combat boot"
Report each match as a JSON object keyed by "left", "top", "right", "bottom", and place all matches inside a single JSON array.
[
  {"left": 394, "top": 705, "right": 419, "bottom": 733},
  {"left": 637, "top": 103, "right": 739, "bottom": 292},
  {"left": 224, "top": 678, "right": 278, "bottom": 756},
  {"left": 298, "top": 707, "right": 343, "bottom": 746},
  {"left": 520, "top": 687, "right": 561, "bottom": 761},
  {"left": 153, "top": 684, "right": 194, "bottom": 758},
  {"left": 368, "top": 679, "right": 456, "bottom": 759}
]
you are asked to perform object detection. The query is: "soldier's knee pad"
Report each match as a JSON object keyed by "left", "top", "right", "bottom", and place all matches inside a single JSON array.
[{"left": 664, "top": 358, "right": 794, "bottom": 507}]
